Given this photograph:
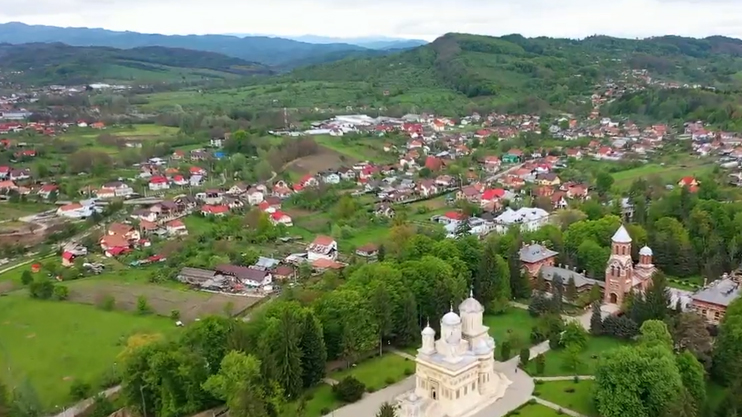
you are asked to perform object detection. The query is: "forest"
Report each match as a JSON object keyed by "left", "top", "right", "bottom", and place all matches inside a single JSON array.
[{"left": 602, "top": 88, "right": 742, "bottom": 129}]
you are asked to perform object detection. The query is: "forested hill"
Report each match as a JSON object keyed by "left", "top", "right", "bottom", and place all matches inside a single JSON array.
[
  {"left": 0, "top": 22, "right": 372, "bottom": 68},
  {"left": 287, "top": 33, "right": 742, "bottom": 113},
  {"left": 602, "top": 88, "right": 742, "bottom": 130},
  {"left": 0, "top": 43, "right": 274, "bottom": 85}
]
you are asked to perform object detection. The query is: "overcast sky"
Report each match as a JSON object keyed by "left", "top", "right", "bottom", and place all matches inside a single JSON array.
[{"left": 1, "top": 0, "right": 741, "bottom": 41}]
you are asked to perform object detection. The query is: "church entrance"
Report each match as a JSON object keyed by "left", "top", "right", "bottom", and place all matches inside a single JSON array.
[
  {"left": 609, "top": 293, "right": 618, "bottom": 304},
  {"left": 429, "top": 380, "right": 439, "bottom": 401}
]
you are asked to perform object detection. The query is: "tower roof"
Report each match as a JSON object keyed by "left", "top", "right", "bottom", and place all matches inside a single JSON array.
[
  {"left": 459, "top": 295, "right": 484, "bottom": 314},
  {"left": 422, "top": 324, "right": 435, "bottom": 336},
  {"left": 639, "top": 246, "right": 653, "bottom": 256},
  {"left": 612, "top": 225, "right": 632, "bottom": 243},
  {"left": 441, "top": 310, "right": 461, "bottom": 326}
]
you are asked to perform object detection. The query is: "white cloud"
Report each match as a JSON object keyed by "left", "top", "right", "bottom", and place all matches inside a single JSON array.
[{"left": 0, "top": 0, "right": 741, "bottom": 41}]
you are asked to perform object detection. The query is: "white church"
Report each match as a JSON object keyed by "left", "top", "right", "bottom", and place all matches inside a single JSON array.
[{"left": 396, "top": 293, "right": 512, "bottom": 417}]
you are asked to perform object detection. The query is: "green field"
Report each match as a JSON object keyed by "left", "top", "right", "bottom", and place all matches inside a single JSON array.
[
  {"left": 330, "top": 353, "right": 415, "bottom": 390},
  {"left": 0, "top": 294, "right": 177, "bottom": 410},
  {"left": 535, "top": 380, "right": 597, "bottom": 416},
  {"left": 484, "top": 308, "right": 539, "bottom": 360},
  {"left": 313, "top": 135, "right": 394, "bottom": 164},
  {"left": 526, "top": 337, "right": 628, "bottom": 376},
  {"left": 611, "top": 157, "right": 715, "bottom": 188},
  {"left": 0, "top": 202, "right": 55, "bottom": 221},
  {"left": 282, "top": 384, "right": 341, "bottom": 417}
]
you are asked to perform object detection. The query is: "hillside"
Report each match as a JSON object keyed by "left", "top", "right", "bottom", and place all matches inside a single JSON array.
[
  {"left": 284, "top": 33, "right": 742, "bottom": 114},
  {"left": 0, "top": 43, "right": 273, "bottom": 85},
  {"left": 602, "top": 88, "right": 742, "bottom": 130},
  {"left": 0, "top": 22, "right": 372, "bottom": 68}
]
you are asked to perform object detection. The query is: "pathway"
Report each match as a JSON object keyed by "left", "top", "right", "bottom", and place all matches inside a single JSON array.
[
  {"left": 49, "top": 385, "right": 121, "bottom": 417},
  {"left": 533, "top": 376, "right": 595, "bottom": 381},
  {"left": 532, "top": 397, "right": 589, "bottom": 417}
]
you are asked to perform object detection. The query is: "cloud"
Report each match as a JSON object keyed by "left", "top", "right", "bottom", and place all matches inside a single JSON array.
[{"left": 0, "top": 0, "right": 741, "bottom": 41}]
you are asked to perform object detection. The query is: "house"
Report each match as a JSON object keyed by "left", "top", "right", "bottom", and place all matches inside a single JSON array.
[
  {"left": 62, "top": 251, "right": 76, "bottom": 267},
  {"left": 0, "top": 166, "right": 9, "bottom": 179},
  {"left": 425, "top": 156, "right": 443, "bottom": 171},
  {"left": 101, "top": 181, "right": 135, "bottom": 198},
  {"left": 227, "top": 183, "right": 248, "bottom": 195},
  {"left": 0, "top": 179, "right": 17, "bottom": 191},
  {"left": 37, "top": 184, "right": 59, "bottom": 199},
  {"left": 166, "top": 219, "right": 189, "bottom": 236},
  {"left": 269, "top": 211, "right": 293, "bottom": 227},
  {"left": 91, "top": 122, "right": 106, "bottom": 129},
  {"left": 10, "top": 168, "right": 30, "bottom": 181},
  {"left": 172, "top": 175, "right": 188, "bottom": 186},
  {"left": 57, "top": 202, "right": 95, "bottom": 219},
  {"left": 418, "top": 180, "right": 439, "bottom": 197},
  {"left": 246, "top": 188, "right": 265, "bottom": 205},
  {"left": 483, "top": 156, "right": 501, "bottom": 173},
  {"left": 494, "top": 207, "right": 550, "bottom": 233},
  {"left": 481, "top": 188, "right": 505, "bottom": 208},
  {"left": 690, "top": 272, "right": 741, "bottom": 325},
  {"left": 100, "top": 234, "right": 131, "bottom": 257},
  {"left": 457, "top": 186, "right": 481, "bottom": 203},
  {"left": 299, "top": 174, "right": 319, "bottom": 188},
  {"left": 171, "top": 150, "right": 186, "bottom": 160},
  {"left": 190, "top": 166, "right": 207, "bottom": 176},
  {"left": 202, "top": 204, "right": 230, "bottom": 216},
  {"left": 272, "top": 183, "right": 293, "bottom": 199},
  {"left": 107, "top": 223, "right": 141, "bottom": 242},
  {"left": 678, "top": 176, "right": 700, "bottom": 191},
  {"left": 307, "top": 235, "right": 338, "bottom": 261},
  {"left": 311, "top": 258, "right": 345, "bottom": 271},
  {"left": 435, "top": 175, "right": 455, "bottom": 187},
  {"left": 321, "top": 171, "right": 341, "bottom": 184},
  {"left": 519, "top": 242, "right": 559, "bottom": 277},
  {"left": 356, "top": 243, "right": 379, "bottom": 258},
  {"left": 149, "top": 176, "right": 170, "bottom": 191},
  {"left": 374, "top": 202, "right": 395, "bottom": 218},
  {"left": 190, "top": 175, "right": 204, "bottom": 187},
  {"left": 272, "top": 265, "right": 296, "bottom": 281},
  {"left": 536, "top": 173, "right": 561, "bottom": 187},
  {"left": 215, "top": 264, "right": 272, "bottom": 289},
  {"left": 139, "top": 220, "right": 161, "bottom": 235}
]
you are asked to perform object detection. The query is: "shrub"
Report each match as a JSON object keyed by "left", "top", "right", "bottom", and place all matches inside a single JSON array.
[
  {"left": 320, "top": 408, "right": 330, "bottom": 415},
  {"left": 384, "top": 376, "right": 395, "bottom": 385},
  {"left": 20, "top": 270, "right": 33, "bottom": 285},
  {"left": 564, "top": 387, "right": 575, "bottom": 393},
  {"left": 99, "top": 294, "right": 116, "bottom": 311},
  {"left": 557, "top": 409, "right": 564, "bottom": 415},
  {"left": 404, "top": 368, "right": 414, "bottom": 376},
  {"left": 170, "top": 309, "right": 181, "bottom": 321},
  {"left": 88, "top": 395, "right": 115, "bottom": 417},
  {"left": 602, "top": 315, "right": 639, "bottom": 339},
  {"left": 69, "top": 380, "right": 92, "bottom": 400},
  {"left": 98, "top": 368, "right": 121, "bottom": 389},
  {"left": 136, "top": 295, "right": 151, "bottom": 315},
  {"left": 533, "top": 390, "right": 541, "bottom": 396},
  {"left": 519, "top": 348, "right": 530, "bottom": 367},
  {"left": 500, "top": 340, "right": 512, "bottom": 359},
  {"left": 530, "top": 326, "right": 547, "bottom": 344},
  {"left": 528, "top": 398, "right": 537, "bottom": 405},
  {"left": 366, "top": 386, "right": 376, "bottom": 393},
  {"left": 332, "top": 376, "right": 365, "bottom": 403},
  {"left": 535, "top": 353, "right": 546, "bottom": 375},
  {"left": 534, "top": 380, "right": 543, "bottom": 385},
  {"left": 29, "top": 277, "right": 54, "bottom": 299},
  {"left": 573, "top": 376, "right": 580, "bottom": 383},
  {"left": 304, "top": 392, "right": 315, "bottom": 401},
  {"left": 53, "top": 285, "right": 69, "bottom": 300}
]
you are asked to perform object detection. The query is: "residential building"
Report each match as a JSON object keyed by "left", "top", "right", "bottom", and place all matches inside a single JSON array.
[{"left": 307, "top": 235, "right": 338, "bottom": 261}]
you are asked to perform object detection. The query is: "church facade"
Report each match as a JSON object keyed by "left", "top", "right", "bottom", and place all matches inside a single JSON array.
[
  {"left": 518, "top": 225, "right": 656, "bottom": 306},
  {"left": 396, "top": 294, "right": 511, "bottom": 417}
]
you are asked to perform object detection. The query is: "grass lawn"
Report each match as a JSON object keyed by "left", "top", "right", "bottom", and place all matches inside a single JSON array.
[
  {"left": 667, "top": 275, "right": 704, "bottom": 291},
  {"left": 611, "top": 157, "right": 715, "bottom": 189},
  {"left": 534, "top": 380, "right": 597, "bottom": 416},
  {"left": 330, "top": 353, "right": 415, "bottom": 390},
  {"left": 283, "top": 384, "right": 341, "bottom": 417},
  {"left": 314, "top": 135, "right": 393, "bottom": 164},
  {"left": 0, "top": 254, "right": 57, "bottom": 283},
  {"left": 526, "top": 336, "right": 628, "bottom": 376},
  {"left": 182, "top": 215, "right": 217, "bottom": 235},
  {"left": 484, "top": 308, "right": 539, "bottom": 360},
  {"left": 0, "top": 295, "right": 178, "bottom": 410},
  {"left": 0, "top": 202, "right": 55, "bottom": 220},
  {"left": 514, "top": 403, "right": 564, "bottom": 417}
]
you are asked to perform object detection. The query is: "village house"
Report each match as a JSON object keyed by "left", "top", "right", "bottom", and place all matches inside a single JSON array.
[
  {"left": 689, "top": 272, "right": 740, "bottom": 325},
  {"left": 37, "top": 184, "right": 58, "bottom": 199},
  {"left": 56, "top": 202, "right": 96, "bottom": 219},
  {"left": 215, "top": 264, "right": 273, "bottom": 290},
  {"left": 307, "top": 235, "right": 338, "bottom": 261},
  {"left": 494, "top": 207, "right": 549, "bottom": 233},
  {"left": 201, "top": 204, "right": 230, "bottom": 216},
  {"left": 166, "top": 219, "right": 189, "bottom": 236},
  {"left": 246, "top": 188, "right": 264, "bottom": 205},
  {"left": 149, "top": 176, "right": 170, "bottom": 191},
  {"left": 356, "top": 243, "right": 379, "bottom": 258},
  {"left": 418, "top": 179, "right": 439, "bottom": 197},
  {"left": 269, "top": 211, "right": 293, "bottom": 227}
]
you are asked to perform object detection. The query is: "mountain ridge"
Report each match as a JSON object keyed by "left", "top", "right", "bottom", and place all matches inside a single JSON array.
[
  {"left": 0, "top": 42, "right": 273, "bottom": 85},
  {"left": 0, "top": 22, "right": 374, "bottom": 68}
]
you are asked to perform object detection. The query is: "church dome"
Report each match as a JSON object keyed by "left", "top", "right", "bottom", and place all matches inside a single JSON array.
[
  {"left": 612, "top": 225, "right": 632, "bottom": 243},
  {"left": 422, "top": 325, "right": 435, "bottom": 336},
  {"left": 473, "top": 338, "right": 490, "bottom": 354},
  {"left": 441, "top": 310, "right": 461, "bottom": 326},
  {"left": 459, "top": 295, "right": 484, "bottom": 314},
  {"left": 639, "top": 246, "right": 653, "bottom": 256}
]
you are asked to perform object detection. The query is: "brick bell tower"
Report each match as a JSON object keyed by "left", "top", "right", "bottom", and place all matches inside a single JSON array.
[{"left": 604, "top": 225, "right": 633, "bottom": 305}]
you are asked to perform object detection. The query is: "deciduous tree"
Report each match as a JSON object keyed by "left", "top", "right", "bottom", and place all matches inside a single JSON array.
[
  {"left": 671, "top": 312, "right": 713, "bottom": 369},
  {"left": 595, "top": 346, "right": 682, "bottom": 417},
  {"left": 638, "top": 320, "right": 674, "bottom": 350},
  {"left": 675, "top": 351, "right": 706, "bottom": 410}
]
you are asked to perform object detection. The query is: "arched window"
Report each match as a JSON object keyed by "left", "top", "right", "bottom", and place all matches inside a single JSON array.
[
  {"left": 610, "top": 265, "right": 615, "bottom": 276},
  {"left": 621, "top": 246, "right": 626, "bottom": 255}
]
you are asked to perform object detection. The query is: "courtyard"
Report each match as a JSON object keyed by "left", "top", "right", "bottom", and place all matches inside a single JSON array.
[{"left": 330, "top": 353, "right": 416, "bottom": 390}]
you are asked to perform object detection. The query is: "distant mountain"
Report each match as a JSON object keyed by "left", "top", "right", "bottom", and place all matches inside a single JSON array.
[
  {"left": 285, "top": 35, "right": 428, "bottom": 50},
  {"left": 0, "top": 42, "right": 273, "bottom": 85},
  {"left": 0, "top": 22, "right": 370, "bottom": 68}
]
